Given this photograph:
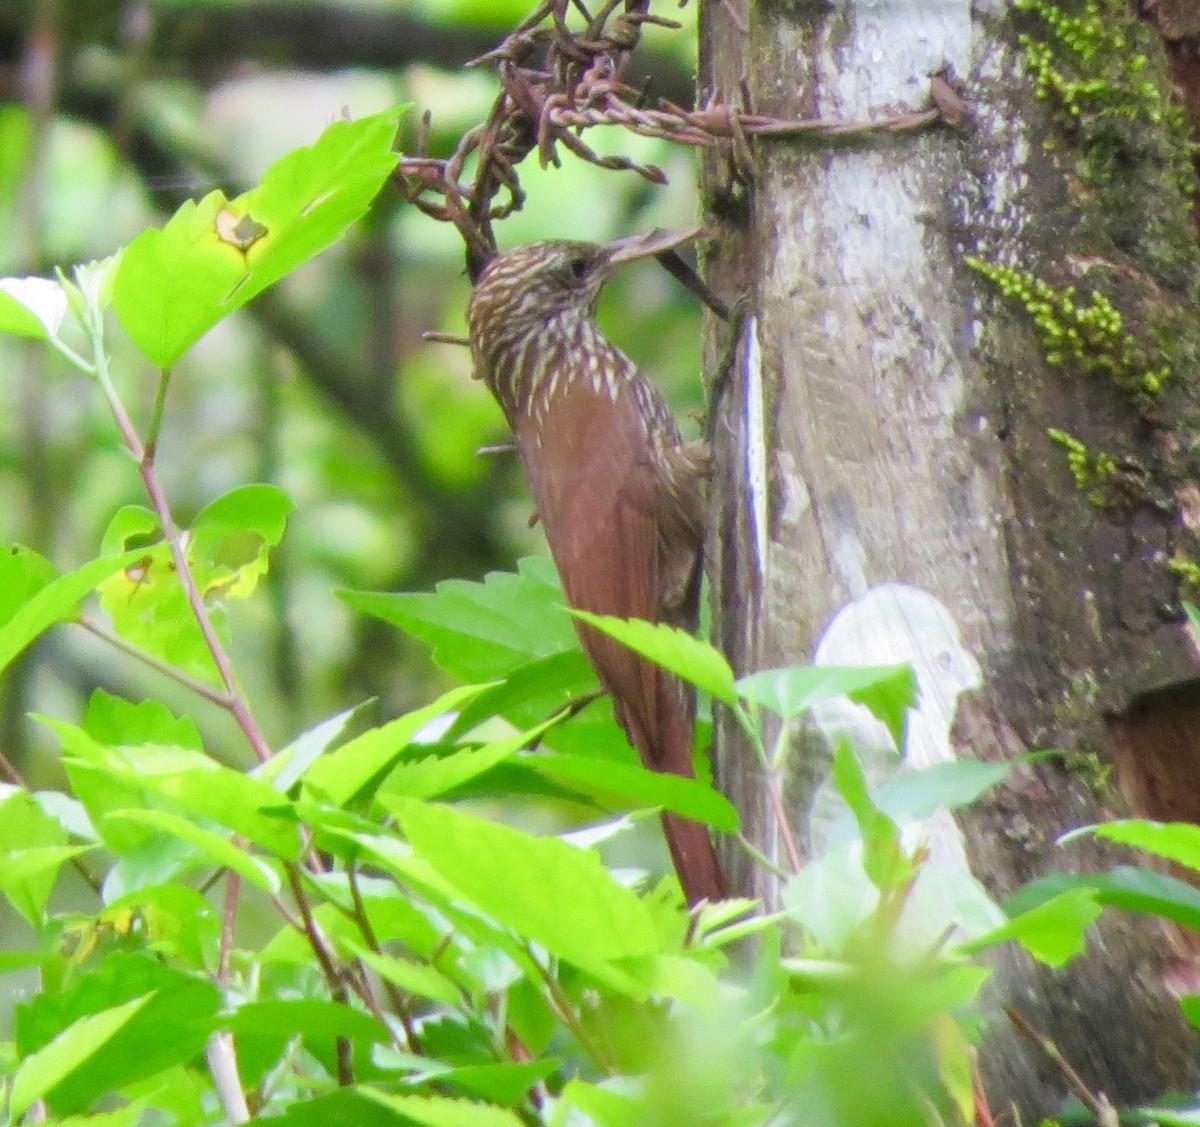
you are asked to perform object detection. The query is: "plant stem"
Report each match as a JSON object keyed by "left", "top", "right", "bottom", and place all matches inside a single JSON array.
[
  {"left": 145, "top": 367, "right": 173, "bottom": 457},
  {"left": 84, "top": 312, "right": 273, "bottom": 764},
  {"left": 730, "top": 702, "right": 804, "bottom": 874},
  {"left": 78, "top": 615, "right": 234, "bottom": 706}
]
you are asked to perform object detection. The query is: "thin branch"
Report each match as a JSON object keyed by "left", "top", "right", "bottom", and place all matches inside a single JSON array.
[
  {"left": 1002, "top": 1006, "right": 1119, "bottom": 1127},
  {"left": 348, "top": 864, "right": 423, "bottom": 1052},
  {"left": 77, "top": 615, "right": 234, "bottom": 706}
]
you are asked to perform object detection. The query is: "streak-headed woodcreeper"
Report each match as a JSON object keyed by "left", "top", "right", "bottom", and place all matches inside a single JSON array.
[{"left": 467, "top": 229, "right": 729, "bottom": 904}]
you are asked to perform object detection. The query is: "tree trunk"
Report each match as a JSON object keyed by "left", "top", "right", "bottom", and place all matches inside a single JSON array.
[{"left": 700, "top": 0, "right": 1200, "bottom": 1116}]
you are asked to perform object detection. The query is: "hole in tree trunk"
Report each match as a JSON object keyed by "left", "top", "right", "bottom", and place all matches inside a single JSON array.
[{"left": 1107, "top": 679, "right": 1200, "bottom": 824}]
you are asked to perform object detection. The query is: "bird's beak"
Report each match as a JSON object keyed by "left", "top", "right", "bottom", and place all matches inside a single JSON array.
[{"left": 605, "top": 226, "right": 708, "bottom": 264}]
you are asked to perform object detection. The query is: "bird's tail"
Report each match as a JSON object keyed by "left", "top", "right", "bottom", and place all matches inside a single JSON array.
[
  {"left": 576, "top": 621, "right": 730, "bottom": 905},
  {"left": 633, "top": 657, "right": 730, "bottom": 906}
]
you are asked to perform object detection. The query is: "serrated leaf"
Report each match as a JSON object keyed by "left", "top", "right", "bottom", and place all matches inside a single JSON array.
[
  {"left": 16, "top": 953, "right": 219, "bottom": 1113},
  {"left": 303, "top": 684, "right": 490, "bottom": 806},
  {"left": 341, "top": 557, "right": 578, "bottom": 682},
  {"left": 10, "top": 994, "right": 154, "bottom": 1118},
  {"left": 248, "top": 1089, "right": 410, "bottom": 1127},
  {"left": 103, "top": 809, "right": 280, "bottom": 893},
  {"left": 374, "top": 1051, "right": 559, "bottom": 1107},
  {"left": 379, "top": 712, "right": 561, "bottom": 801},
  {"left": 341, "top": 942, "right": 462, "bottom": 1006},
  {"left": 1067, "top": 819, "right": 1200, "bottom": 874},
  {"left": 0, "top": 549, "right": 147, "bottom": 681},
  {"left": 520, "top": 751, "right": 739, "bottom": 831},
  {"left": 131, "top": 765, "right": 301, "bottom": 859},
  {"left": 570, "top": 611, "right": 736, "bottom": 703},
  {"left": 1006, "top": 865, "right": 1200, "bottom": 933},
  {"left": 960, "top": 887, "right": 1101, "bottom": 966},
  {"left": 737, "top": 663, "right": 917, "bottom": 749},
  {"left": 398, "top": 801, "right": 658, "bottom": 974},
  {"left": 114, "top": 109, "right": 403, "bottom": 367},
  {"left": 82, "top": 689, "right": 203, "bottom": 750},
  {"left": 446, "top": 650, "right": 599, "bottom": 736},
  {"left": 362, "top": 1087, "right": 524, "bottom": 1127}
]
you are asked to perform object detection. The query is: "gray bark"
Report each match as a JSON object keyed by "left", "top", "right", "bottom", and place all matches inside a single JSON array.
[{"left": 700, "top": 0, "right": 1200, "bottom": 1116}]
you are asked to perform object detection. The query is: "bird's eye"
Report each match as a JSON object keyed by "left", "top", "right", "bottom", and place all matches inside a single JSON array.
[{"left": 565, "top": 254, "right": 590, "bottom": 281}]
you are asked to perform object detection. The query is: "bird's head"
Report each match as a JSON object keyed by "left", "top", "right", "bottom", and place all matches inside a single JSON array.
[{"left": 466, "top": 228, "right": 703, "bottom": 355}]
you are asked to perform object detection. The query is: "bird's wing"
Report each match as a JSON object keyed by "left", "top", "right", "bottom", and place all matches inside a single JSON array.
[{"left": 515, "top": 384, "right": 696, "bottom": 774}]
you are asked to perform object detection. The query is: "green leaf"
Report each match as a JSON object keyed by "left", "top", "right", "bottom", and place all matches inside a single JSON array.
[
  {"left": 1184, "top": 599, "right": 1200, "bottom": 645},
  {"left": 0, "top": 792, "right": 72, "bottom": 925},
  {"left": 378, "top": 712, "right": 561, "bottom": 801},
  {"left": 1178, "top": 996, "right": 1200, "bottom": 1036},
  {"left": 737, "top": 663, "right": 917, "bottom": 750},
  {"left": 132, "top": 764, "right": 301, "bottom": 859},
  {"left": 16, "top": 953, "right": 219, "bottom": 1113},
  {"left": 520, "top": 751, "right": 739, "bottom": 830},
  {"left": 103, "top": 809, "right": 281, "bottom": 892},
  {"left": 831, "top": 742, "right": 910, "bottom": 893},
  {"left": 341, "top": 556, "right": 578, "bottom": 682},
  {"left": 250, "top": 1089, "right": 411, "bottom": 1127},
  {"left": 0, "top": 549, "right": 147, "bottom": 681},
  {"left": 960, "top": 887, "right": 1101, "bottom": 967},
  {"left": 10, "top": 994, "right": 155, "bottom": 1118},
  {"left": 1006, "top": 865, "right": 1200, "bottom": 933},
  {"left": 97, "top": 486, "right": 294, "bottom": 683},
  {"left": 188, "top": 483, "right": 293, "bottom": 599},
  {"left": 1067, "top": 819, "right": 1200, "bottom": 874},
  {"left": 83, "top": 690, "right": 203, "bottom": 751},
  {"left": 0, "top": 544, "right": 58, "bottom": 622},
  {"left": 373, "top": 1051, "right": 560, "bottom": 1106},
  {"left": 341, "top": 943, "right": 462, "bottom": 1006},
  {"left": 446, "top": 649, "right": 598, "bottom": 736},
  {"left": 114, "top": 109, "right": 403, "bottom": 367},
  {"left": 225, "top": 998, "right": 388, "bottom": 1042},
  {"left": 550, "top": 1079, "right": 641, "bottom": 1127},
  {"left": 570, "top": 611, "right": 737, "bottom": 703},
  {"left": 362, "top": 1087, "right": 525, "bottom": 1127},
  {"left": 303, "top": 684, "right": 490, "bottom": 806},
  {"left": 39, "top": 718, "right": 167, "bottom": 854},
  {"left": 872, "top": 761, "right": 1011, "bottom": 824},
  {"left": 398, "top": 801, "right": 659, "bottom": 972},
  {"left": 0, "top": 275, "right": 67, "bottom": 339},
  {"left": 46, "top": 717, "right": 300, "bottom": 859},
  {"left": 0, "top": 846, "right": 93, "bottom": 927},
  {"left": 256, "top": 700, "right": 376, "bottom": 792}
]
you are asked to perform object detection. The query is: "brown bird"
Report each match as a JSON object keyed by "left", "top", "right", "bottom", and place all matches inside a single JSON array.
[{"left": 467, "top": 229, "right": 729, "bottom": 905}]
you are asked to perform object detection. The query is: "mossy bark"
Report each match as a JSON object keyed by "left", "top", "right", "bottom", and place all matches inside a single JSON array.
[{"left": 700, "top": 0, "right": 1200, "bottom": 1116}]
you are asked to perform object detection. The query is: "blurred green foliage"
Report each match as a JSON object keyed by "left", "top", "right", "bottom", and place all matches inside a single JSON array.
[{"left": 0, "top": 0, "right": 702, "bottom": 769}]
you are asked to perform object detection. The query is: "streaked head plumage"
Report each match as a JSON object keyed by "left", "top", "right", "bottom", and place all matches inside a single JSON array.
[{"left": 467, "top": 241, "right": 611, "bottom": 347}]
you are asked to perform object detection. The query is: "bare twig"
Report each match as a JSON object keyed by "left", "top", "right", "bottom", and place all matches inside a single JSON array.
[
  {"left": 392, "top": 0, "right": 962, "bottom": 274},
  {"left": 1003, "top": 1006, "right": 1119, "bottom": 1127}
]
